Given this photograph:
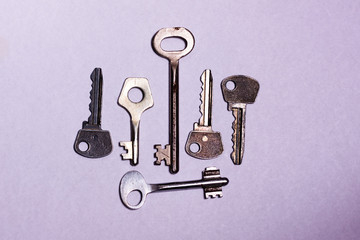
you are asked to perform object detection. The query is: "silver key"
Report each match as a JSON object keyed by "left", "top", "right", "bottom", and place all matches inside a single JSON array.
[
  {"left": 118, "top": 78, "right": 154, "bottom": 165},
  {"left": 185, "top": 69, "right": 223, "bottom": 159},
  {"left": 119, "top": 167, "right": 229, "bottom": 210},
  {"left": 221, "top": 75, "right": 259, "bottom": 165},
  {"left": 152, "top": 27, "right": 195, "bottom": 174}
]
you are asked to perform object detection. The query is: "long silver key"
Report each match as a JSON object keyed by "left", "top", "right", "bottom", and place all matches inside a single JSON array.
[
  {"left": 221, "top": 75, "right": 259, "bottom": 165},
  {"left": 118, "top": 78, "right": 154, "bottom": 166},
  {"left": 152, "top": 27, "right": 195, "bottom": 174},
  {"left": 185, "top": 69, "right": 223, "bottom": 159},
  {"left": 74, "top": 68, "right": 112, "bottom": 158},
  {"left": 119, "top": 167, "right": 228, "bottom": 210}
]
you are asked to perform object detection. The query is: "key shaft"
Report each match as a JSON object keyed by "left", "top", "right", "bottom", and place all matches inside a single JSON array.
[
  {"left": 231, "top": 106, "right": 246, "bottom": 164},
  {"left": 199, "top": 69, "right": 212, "bottom": 127},
  {"left": 86, "top": 68, "right": 103, "bottom": 128},
  {"left": 170, "top": 60, "right": 179, "bottom": 173},
  {"left": 151, "top": 178, "right": 228, "bottom": 192}
]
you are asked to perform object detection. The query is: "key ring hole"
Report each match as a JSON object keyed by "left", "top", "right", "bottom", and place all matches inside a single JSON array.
[
  {"left": 127, "top": 190, "right": 143, "bottom": 207},
  {"left": 152, "top": 27, "right": 195, "bottom": 60},
  {"left": 226, "top": 80, "right": 236, "bottom": 91},
  {"left": 128, "top": 87, "right": 144, "bottom": 103},
  {"left": 190, "top": 143, "right": 200, "bottom": 153},
  {"left": 160, "top": 37, "right": 186, "bottom": 52},
  {"left": 78, "top": 141, "right": 89, "bottom": 152}
]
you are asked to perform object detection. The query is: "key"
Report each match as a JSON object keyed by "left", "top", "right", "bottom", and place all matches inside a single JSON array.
[
  {"left": 221, "top": 75, "right": 259, "bottom": 165},
  {"left": 74, "top": 68, "right": 112, "bottom": 158},
  {"left": 119, "top": 166, "right": 229, "bottom": 210},
  {"left": 185, "top": 69, "right": 223, "bottom": 159},
  {"left": 152, "top": 27, "right": 195, "bottom": 174},
  {"left": 118, "top": 77, "right": 154, "bottom": 165}
]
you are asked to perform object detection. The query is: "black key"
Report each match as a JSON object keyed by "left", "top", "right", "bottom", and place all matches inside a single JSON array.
[{"left": 74, "top": 68, "right": 112, "bottom": 158}]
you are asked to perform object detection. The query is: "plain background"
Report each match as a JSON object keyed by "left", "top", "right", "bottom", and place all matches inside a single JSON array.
[{"left": 1, "top": 1, "right": 359, "bottom": 239}]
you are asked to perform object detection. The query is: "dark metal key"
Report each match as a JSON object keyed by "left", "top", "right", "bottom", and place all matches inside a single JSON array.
[
  {"left": 221, "top": 75, "right": 259, "bottom": 165},
  {"left": 152, "top": 27, "right": 195, "bottom": 174},
  {"left": 74, "top": 68, "right": 112, "bottom": 158}
]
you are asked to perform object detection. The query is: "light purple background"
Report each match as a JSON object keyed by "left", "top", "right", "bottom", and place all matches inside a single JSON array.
[{"left": 1, "top": 1, "right": 359, "bottom": 239}]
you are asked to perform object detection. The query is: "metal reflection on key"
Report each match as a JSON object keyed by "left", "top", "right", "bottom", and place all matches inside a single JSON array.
[
  {"left": 119, "top": 167, "right": 229, "bottom": 210},
  {"left": 152, "top": 27, "right": 195, "bottom": 174},
  {"left": 221, "top": 75, "right": 259, "bottom": 165},
  {"left": 118, "top": 78, "right": 154, "bottom": 166}
]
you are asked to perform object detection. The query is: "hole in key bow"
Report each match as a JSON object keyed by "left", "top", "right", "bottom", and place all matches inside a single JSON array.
[
  {"left": 127, "top": 190, "right": 143, "bottom": 206},
  {"left": 78, "top": 141, "right": 89, "bottom": 152},
  {"left": 226, "top": 80, "right": 235, "bottom": 90},
  {"left": 190, "top": 143, "right": 200, "bottom": 153},
  {"left": 160, "top": 37, "right": 186, "bottom": 51},
  {"left": 128, "top": 87, "right": 144, "bottom": 103}
]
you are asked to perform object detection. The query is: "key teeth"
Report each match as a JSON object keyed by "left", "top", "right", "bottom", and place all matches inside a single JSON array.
[
  {"left": 202, "top": 166, "right": 221, "bottom": 179},
  {"left": 231, "top": 109, "right": 243, "bottom": 165},
  {"left": 199, "top": 72, "right": 205, "bottom": 123},
  {"left": 154, "top": 144, "right": 171, "bottom": 166},
  {"left": 119, "top": 141, "right": 133, "bottom": 160},
  {"left": 231, "top": 110, "right": 237, "bottom": 163},
  {"left": 87, "top": 68, "right": 102, "bottom": 124},
  {"left": 205, "top": 191, "right": 223, "bottom": 199},
  {"left": 88, "top": 82, "right": 94, "bottom": 123},
  {"left": 199, "top": 69, "right": 211, "bottom": 124}
]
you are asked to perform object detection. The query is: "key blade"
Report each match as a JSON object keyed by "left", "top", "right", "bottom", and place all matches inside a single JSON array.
[
  {"left": 202, "top": 167, "right": 228, "bottom": 198},
  {"left": 88, "top": 68, "right": 103, "bottom": 126},
  {"left": 154, "top": 144, "right": 171, "bottom": 166},
  {"left": 231, "top": 107, "right": 246, "bottom": 165},
  {"left": 205, "top": 191, "right": 223, "bottom": 199},
  {"left": 120, "top": 141, "right": 133, "bottom": 160},
  {"left": 199, "top": 69, "right": 212, "bottom": 127}
]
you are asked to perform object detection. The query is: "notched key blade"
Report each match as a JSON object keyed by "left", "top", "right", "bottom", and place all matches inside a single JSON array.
[
  {"left": 119, "top": 141, "right": 133, "bottom": 160},
  {"left": 199, "top": 69, "right": 212, "bottom": 126},
  {"left": 202, "top": 167, "right": 228, "bottom": 199},
  {"left": 154, "top": 144, "right": 171, "bottom": 166},
  {"left": 87, "top": 68, "right": 103, "bottom": 126}
]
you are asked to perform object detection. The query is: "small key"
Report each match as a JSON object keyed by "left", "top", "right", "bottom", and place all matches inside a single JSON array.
[
  {"left": 74, "top": 68, "right": 112, "bottom": 158},
  {"left": 152, "top": 27, "right": 195, "bottom": 174},
  {"left": 118, "top": 78, "right": 154, "bottom": 166},
  {"left": 185, "top": 69, "right": 223, "bottom": 159},
  {"left": 119, "top": 166, "right": 229, "bottom": 210},
  {"left": 221, "top": 75, "right": 259, "bottom": 165}
]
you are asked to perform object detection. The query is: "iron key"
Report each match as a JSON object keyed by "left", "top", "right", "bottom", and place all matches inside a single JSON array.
[
  {"left": 221, "top": 75, "right": 259, "bottom": 165},
  {"left": 119, "top": 167, "right": 229, "bottom": 210},
  {"left": 152, "top": 27, "right": 195, "bottom": 174},
  {"left": 74, "top": 68, "right": 112, "bottom": 158}
]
